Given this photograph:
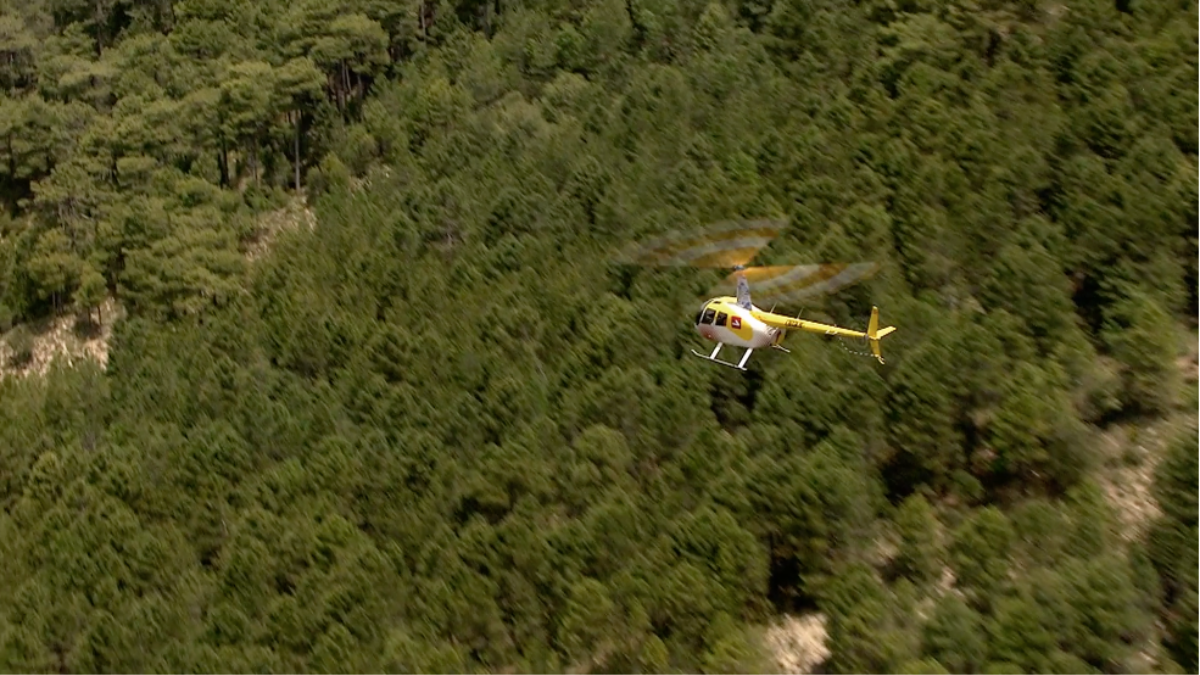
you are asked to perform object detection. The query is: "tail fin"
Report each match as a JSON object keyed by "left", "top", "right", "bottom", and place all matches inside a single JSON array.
[{"left": 866, "top": 306, "right": 896, "bottom": 364}]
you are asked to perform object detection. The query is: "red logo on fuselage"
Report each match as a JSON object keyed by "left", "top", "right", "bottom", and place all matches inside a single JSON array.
[{"left": 730, "top": 316, "right": 742, "bottom": 330}]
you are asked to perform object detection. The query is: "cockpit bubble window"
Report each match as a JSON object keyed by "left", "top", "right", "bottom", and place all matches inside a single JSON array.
[
  {"left": 715, "top": 312, "right": 728, "bottom": 327},
  {"left": 700, "top": 307, "right": 717, "bottom": 325}
]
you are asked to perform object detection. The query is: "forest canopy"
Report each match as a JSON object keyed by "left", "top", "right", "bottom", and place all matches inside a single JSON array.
[{"left": 0, "top": 0, "right": 1196, "bottom": 672}]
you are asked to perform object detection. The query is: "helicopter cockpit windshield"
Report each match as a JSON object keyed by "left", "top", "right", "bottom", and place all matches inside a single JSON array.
[{"left": 696, "top": 304, "right": 717, "bottom": 326}]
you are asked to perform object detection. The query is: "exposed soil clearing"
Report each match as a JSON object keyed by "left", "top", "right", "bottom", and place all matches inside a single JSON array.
[
  {"left": 765, "top": 613, "right": 830, "bottom": 674},
  {"left": 245, "top": 194, "right": 317, "bottom": 263},
  {"left": 1177, "top": 350, "right": 1198, "bottom": 386},
  {"left": 1098, "top": 334, "right": 1198, "bottom": 542},
  {"left": 0, "top": 196, "right": 316, "bottom": 380},
  {"left": 1097, "top": 423, "right": 1167, "bottom": 542},
  {"left": 0, "top": 296, "right": 122, "bottom": 380},
  {"left": 767, "top": 338, "right": 1197, "bottom": 672}
]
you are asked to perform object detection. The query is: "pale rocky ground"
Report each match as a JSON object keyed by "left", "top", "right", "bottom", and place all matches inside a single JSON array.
[
  {"left": 1097, "top": 330, "right": 1198, "bottom": 543},
  {"left": 0, "top": 197, "right": 315, "bottom": 379},
  {"left": 0, "top": 296, "right": 122, "bottom": 380},
  {"left": 1098, "top": 422, "right": 1167, "bottom": 542},
  {"left": 762, "top": 332, "right": 1198, "bottom": 673},
  {"left": 245, "top": 193, "right": 317, "bottom": 263},
  {"left": 764, "top": 614, "right": 831, "bottom": 675}
]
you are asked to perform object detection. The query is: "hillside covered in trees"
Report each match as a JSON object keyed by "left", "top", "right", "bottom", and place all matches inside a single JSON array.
[{"left": 0, "top": 0, "right": 1196, "bottom": 672}]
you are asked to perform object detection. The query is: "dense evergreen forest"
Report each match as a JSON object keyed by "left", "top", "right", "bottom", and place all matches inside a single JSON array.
[{"left": 0, "top": 0, "right": 1196, "bottom": 671}]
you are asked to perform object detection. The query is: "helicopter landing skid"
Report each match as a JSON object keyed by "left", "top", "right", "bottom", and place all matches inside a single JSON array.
[{"left": 690, "top": 345, "right": 753, "bottom": 371}]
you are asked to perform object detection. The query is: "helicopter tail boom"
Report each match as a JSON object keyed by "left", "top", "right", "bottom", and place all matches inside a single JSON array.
[
  {"left": 750, "top": 305, "right": 896, "bottom": 364},
  {"left": 750, "top": 310, "right": 868, "bottom": 340}
]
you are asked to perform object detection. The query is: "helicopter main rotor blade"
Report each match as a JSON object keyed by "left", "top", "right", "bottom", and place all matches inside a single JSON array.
[
  {"left": 709, "top": 262, "right": 882, "bottom": 306},
  {"left": 614, "top": 218, "right": 788, "bottom": 268}
]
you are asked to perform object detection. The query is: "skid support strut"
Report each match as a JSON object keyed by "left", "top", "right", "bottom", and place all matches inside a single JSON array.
[{"left": 690, "top": 344, "right": 754, "bottom": 371}]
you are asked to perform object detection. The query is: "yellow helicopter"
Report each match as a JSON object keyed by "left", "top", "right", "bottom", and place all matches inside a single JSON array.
[{"left": 617, "top": 218, "right": 897, "bottom": 371}]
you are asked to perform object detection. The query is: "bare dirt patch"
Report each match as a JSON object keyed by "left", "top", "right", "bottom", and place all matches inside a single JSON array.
[
  {"left": 1177, "top": 351, "right": 1198, "bottom": 385},
  {"left": 1095, "top": 412, "right": 1200, "bottom": 547},
  {"left": 245, "top": 194, "right": 317, "bottom": 263},
  {"left": 1096, "top": 424, "right": 1164, "bottom": 542},
  {"left": 0, "top": 195, "right": 317, "bottom": 381},
  {"left": 0, "top": 295, "right": 122, "bottom": 379},
  {"left": 1097, "top": 332, "right": 1199, "bottom": 543},
  {"left": 764, "top": 613, "right": 830, "bottom": 675}
]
